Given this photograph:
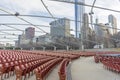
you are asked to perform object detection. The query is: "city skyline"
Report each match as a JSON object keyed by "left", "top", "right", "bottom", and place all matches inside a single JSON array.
[
  {"left": 0, "top": 0, "right": 120, "bottom": 45},
  {"left": 1, "top": 1, "right": 120, "bottom": 80}
]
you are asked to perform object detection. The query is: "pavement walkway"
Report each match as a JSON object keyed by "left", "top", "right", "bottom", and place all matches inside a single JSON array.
[{"left": 71, "top": 57, "right": 120, "bottom": 80}]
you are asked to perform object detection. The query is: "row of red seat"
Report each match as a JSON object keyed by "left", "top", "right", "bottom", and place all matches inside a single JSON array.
[
  {"left": 94, "top": 55, "right": 120, "bottom": 63},
  {"left": 52, "top": 51, "right": 96, "bottom": 57},
  {"left": 15, "top": 57, "right": 55, "bottom": 80},
  {"left": 102, "top": 60, "right": 120, "bottom": 73},
  {"left": 0, "top": 56, "right": 48, "bottom": 64},
  {"left": 34, "top": 58, "right": 62, "bottom": 80},
  {"left": 101, "top": 56, "right": 120, "bottom": 73},
  {"left": 96, "top": 51, "right": 120, "bottom": 54},
  {"left": 0, "top": 50, "right": 51, "bottom": 80},
  {"left": 30, "top": 51, "right": 80, "bottom": 60},
  {"left": 58, "top": 59, "right": 70, "bottom": 80},
  {"left": 0, "top": 50, "right": 81, "bottom": 80},
  {"left": 94, "top": 53, "right": 120, "bottom": 73}
]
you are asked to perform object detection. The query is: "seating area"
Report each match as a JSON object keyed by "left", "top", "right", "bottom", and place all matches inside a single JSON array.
[
  {"left": 0, "top": 50, "right": 81, "bottom": 80},
  {"left": 0, "top": 50, "right": 53, "bottom": 80},
  {"left": 15, "top": 57, "right": 55, "bottom": 80},
  {"left": 31, "top": 51, "right": 80, "bottom": 60},
  {"left": 49, "top": 51, "right": 95, "bottom": 57},
  {"left": 94, "top": 52, "right": 120, "bottom": 73},
  {"left": 1, "top": 50, "right": 120, "bottom": 80},
  {"left": 34, "top": 58, "right": 62, "bottom": 80},
  {"left": 58, "top": 59, "right": 70, "bottom": 80}
]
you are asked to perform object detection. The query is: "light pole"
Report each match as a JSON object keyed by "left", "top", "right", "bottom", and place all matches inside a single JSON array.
[
  {"left": 80, "top": 28, "right": 84, "bottom": 51},
  {"left": 54, "top": 46, "right": 57, "bottom": 51}
]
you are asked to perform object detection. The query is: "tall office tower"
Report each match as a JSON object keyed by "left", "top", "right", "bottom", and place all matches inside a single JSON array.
[
  {"left": 82, "top": 13, "right": 93, "bottom": 48},
  {"left": 95, "top": 23, "right": 111, "bottom": 48},
  {"left": 108, "top": 14, "right": 117, "bottom": 34},
  {"left": 75, "top": 0, "right": 85, "bottom": 38},
  {"left": 18, "top": 35, "right": 22, "bottom": 47},
  {"left": 50, "top": 18, "right": 70, "bottom": 37},
  {"left": 18, "top": 34, "right": 25, "bottom": 47},
  {"left": 81, "top": 13, "right": 89, "bottom": 39},
  {"left": 25, "top": 27, "right": 35, "bottom": 39}
]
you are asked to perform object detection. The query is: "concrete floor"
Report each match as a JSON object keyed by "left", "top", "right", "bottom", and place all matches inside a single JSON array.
[
  {"left": 4, "top": 57, "right": 120, "bottom": 80},
  {"left": 71, "top": 57, "right": 120, "bottom": 80}
]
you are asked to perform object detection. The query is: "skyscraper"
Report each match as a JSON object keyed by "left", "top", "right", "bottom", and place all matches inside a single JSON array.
[
  {"left": 81, "top": 13, "right": 89, "bottom": 39},
  {"left": 94, "top": 23, "right": 111, "bottom": 48},
  {"left": 50, "top": 18, "right": 70, "bottom": 37},
  {"left": 108, "top": 14, "right": 117, "bottom": 34},
  {"left": 75, "top": 0, "right": 85, "bottom": 38},
  {"left": 25, "top": 27, "right": 35, "bottom": 39},
  {"left": 18, "top": 34, "right": 26, "bottom": 47}
]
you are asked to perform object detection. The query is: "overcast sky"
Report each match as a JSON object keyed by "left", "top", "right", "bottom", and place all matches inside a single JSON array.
[{"left": 0, "top": 0, "right": 120, "bottom": 45}]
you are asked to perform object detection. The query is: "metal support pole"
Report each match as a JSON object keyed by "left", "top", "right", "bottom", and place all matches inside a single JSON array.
[
  {"left": 32, "top": 47, "right": 35, "bottom": 50},
  {"left": 13, "top": 47, "right": 15, "bottom": 50},
  {"left": 3, "top": 47, "right": 6, "bottom": 50},
  {"left": 67, "top": 46, "right": 69, "bottom": 51},
  {"left": 80, "top": 22, "right": 83, "bottom": 51},
  {"left": 54, "top": 46, "right": 57, "bottom": 51},
  {"left": 43, "top": 47, "right": 46, "bottom": 51},
  {"left": 20, "top": 48, "right": 23, "bottom": 50}
]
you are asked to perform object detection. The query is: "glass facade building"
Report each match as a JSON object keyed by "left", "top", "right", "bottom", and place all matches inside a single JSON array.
[{"left": 75, "top": 0, "right": 85, "bottom": 38}]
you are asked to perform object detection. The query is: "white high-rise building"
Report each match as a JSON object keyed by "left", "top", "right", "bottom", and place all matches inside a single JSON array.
[
  {"left": 81, "top": 13, "right": 89, "bottom": 41},
  {"left": 108, "top": 14, "right": 117, "bottom": 34},
  {"left": 75, "top": 0, "right": 85, "bottom": 38}
]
